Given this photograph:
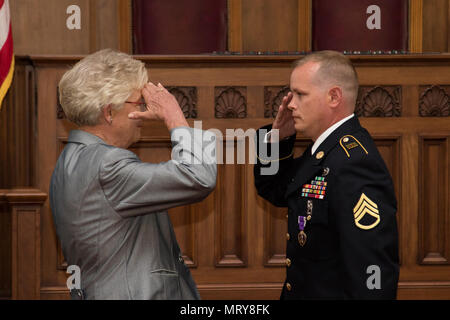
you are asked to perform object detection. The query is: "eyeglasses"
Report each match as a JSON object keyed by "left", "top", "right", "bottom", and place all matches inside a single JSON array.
[{"left": 125, "top": 100, "right": 148, "bottom": 112}]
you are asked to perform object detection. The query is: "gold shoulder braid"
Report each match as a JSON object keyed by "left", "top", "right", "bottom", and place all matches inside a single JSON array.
[{"left": 339, "top": 135, "right": 368, "bottom": 158}]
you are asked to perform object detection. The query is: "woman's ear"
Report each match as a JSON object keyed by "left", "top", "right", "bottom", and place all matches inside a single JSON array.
[{"left": 102, "top": 104, "right": 113, "bottom": 125}]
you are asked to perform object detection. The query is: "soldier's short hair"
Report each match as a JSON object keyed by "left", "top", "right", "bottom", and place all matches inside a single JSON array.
[{"left": 293, "top": 51, "right": 359, "bottom": 105}]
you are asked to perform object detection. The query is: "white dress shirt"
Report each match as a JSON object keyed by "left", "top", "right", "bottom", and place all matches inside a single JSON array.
[
  {"left": 264, "top": 114, "right": 355, "bottom": 154},
  {"left": 311, "top": 114, "right": 354, "bottom": 155}
]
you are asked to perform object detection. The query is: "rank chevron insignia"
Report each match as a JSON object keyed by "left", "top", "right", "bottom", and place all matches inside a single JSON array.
[{"left": 353, "top": 193, "right": 381, "bottom": 230}]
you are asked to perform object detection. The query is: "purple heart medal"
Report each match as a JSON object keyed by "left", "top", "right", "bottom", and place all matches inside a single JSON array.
[{"left": 298, "top": 216, "right": 307, "bottom": 247}]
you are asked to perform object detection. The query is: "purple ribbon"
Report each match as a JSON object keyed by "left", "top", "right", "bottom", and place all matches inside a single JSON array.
[{"left": 298, "top": 216, "right": 306, "bottom": 231}]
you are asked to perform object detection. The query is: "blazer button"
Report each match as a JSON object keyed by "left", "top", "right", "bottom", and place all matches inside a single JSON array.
[
  {"left": 286, "top": 283, "right": 292, "bottom": 291},
  {"left": 286, "top": 258, "right": 291, "bottom": 267},
  {"left": 286, "top": 233, "right": 290, "bottom": 241}
]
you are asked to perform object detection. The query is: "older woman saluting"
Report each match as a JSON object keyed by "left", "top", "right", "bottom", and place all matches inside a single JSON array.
[{"left": 50, "top": 49, "right": 216, "bottom": 300}]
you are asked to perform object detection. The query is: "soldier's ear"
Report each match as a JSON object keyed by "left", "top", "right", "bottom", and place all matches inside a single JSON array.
[{"left": 327, "top": 87, "right": 342, "bottom": 108}]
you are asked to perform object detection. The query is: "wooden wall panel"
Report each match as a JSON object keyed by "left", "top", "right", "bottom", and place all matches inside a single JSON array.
[
  {"left": 228, "top": 0, "right": 242, "bottom": 51},
  {"left": 241, "top": 0, "right": 299, "bottom": 52},
  {"left": 0, "top": 192, "right": 11, "bottom": 299},
  {"left": 10, "top": 0, "right": 120, "bottom": 55},
  {"left": 215, "top": 162, "right": 247, "bottom": 267},
  {"left": 7, "top": 190, "right": 47, "bottom": 300},
  {"left": 11, "top": 0, "right": 91, "bottom": 55},
  {"left": 374, "top": 136, "right": 402, "bottom": 264},
  {"left": 118, "top": 0, "right": 132, "bottom": 53},
  {"left": 8, "top": 0, "right": 450, "bottom": 56},
  {"left": 410, "top": 0, "right": 424, "bottom": 53},
  {"left": 419, "top": 136, "right": 449, "bottom": 264},
  {"left": 0, "top": 61, "right": 36, "bottom": 188},
  {"left": 422, "top": 0, "right": 449, "bottom": 52},
  {"left": 93, "top": 0, "right": 120, "bottom": 52},
  {"left": 0, "top": 60, "right": 38, "bottom": 300},
  {"left": 297, "top": 0, "right": 312, "bottom": 51},
  {"left": 262, "top": 202, "right": 286, "bottom": 267},
  {"left": 12, "top": 209, "right": 39, "bottom": 299}
]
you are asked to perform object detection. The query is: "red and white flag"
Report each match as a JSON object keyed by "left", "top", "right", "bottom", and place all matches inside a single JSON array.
[{"left": 0, "top": 0, "right": 13, "bottom": 109}]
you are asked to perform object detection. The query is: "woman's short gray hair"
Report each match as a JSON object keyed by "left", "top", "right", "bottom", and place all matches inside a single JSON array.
[{"left": 58, "top": 49, "right": 148, "bottom": 126}]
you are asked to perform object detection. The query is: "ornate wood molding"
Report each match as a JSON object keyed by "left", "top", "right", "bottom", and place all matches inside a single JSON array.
[
  {"left": 215, "top": 87, "right": 247, "bottom": 118},
  {"left": 167, "top": 86, "right": 198, "bottom": 119},
  {"left": 264, "top": 85, "right": 290, "bottom": 118},
  {"left": 419, "top": 85, "right": 450, "bottom": 117},
  {"left": 356, "top": 86, "right": 402, "bottom": 117}
]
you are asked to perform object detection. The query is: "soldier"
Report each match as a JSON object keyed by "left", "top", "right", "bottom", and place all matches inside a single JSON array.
[{"left": 254, "top": 51, "right": 399, "bottom": 299}]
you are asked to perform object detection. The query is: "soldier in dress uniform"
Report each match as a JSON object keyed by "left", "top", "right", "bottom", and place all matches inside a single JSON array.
[{"left": 254, "top": 51, "right": 399, "bottom": 299}]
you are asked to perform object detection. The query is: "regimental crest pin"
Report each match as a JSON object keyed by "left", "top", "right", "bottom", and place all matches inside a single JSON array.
[{"left": 353, "top": 193, "right": 381, "bottom": 230}]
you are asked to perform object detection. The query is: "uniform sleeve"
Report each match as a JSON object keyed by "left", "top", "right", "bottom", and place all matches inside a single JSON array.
[
  {"left": 253, "top": 124, "right": 296, "bottom": 207},
  {"left": 99, "top": 127, "right": 217, "bottom": 218},
  {"left": 330, "top": 153, "right": 399, "bottom": 299}
]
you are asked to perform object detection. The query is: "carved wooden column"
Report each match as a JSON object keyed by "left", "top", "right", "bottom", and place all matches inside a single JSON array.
[{"left": 6, "top": 189, "right": 47, "bottom": 300}]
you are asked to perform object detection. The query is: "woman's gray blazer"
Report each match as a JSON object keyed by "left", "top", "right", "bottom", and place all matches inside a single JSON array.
[{"left": 49, "top": 127, "right": 217, "bottom": 299}]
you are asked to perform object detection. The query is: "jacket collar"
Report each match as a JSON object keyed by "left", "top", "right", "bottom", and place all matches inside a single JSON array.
[
  {"left": 310, "top": 115, "right": 363, "bottom": 166},
  {"left": 67, "top": 129, "right": 108, "bottom": 146}
]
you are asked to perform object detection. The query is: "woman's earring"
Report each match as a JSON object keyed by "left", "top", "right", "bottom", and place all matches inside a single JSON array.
[{"left": 109, "top": 117, "right": 113, "bottom": 125}]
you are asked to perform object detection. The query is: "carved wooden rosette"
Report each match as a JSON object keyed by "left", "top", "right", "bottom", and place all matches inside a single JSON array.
[
  {"left": 264, "top": 85, "right": 290, "bottom": 118},
  {"left": 419, "top": 85, "right": 450, "bottom": 117},
  {"left": 215, "top": 87, "right": 247, "bottom": 118},
  {"left": 167, "top": 86, "right": 198, "bottom": 119},
  {"left": 356, "top": 86, "right": 402, "bottom": 117}
]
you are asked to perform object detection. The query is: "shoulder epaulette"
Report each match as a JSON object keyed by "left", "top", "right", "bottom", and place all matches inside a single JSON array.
[{"left": 339, "top": 135, "right": 368, "bottom": 158}]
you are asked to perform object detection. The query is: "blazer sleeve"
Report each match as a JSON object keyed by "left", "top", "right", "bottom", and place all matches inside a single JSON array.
[
  {"left": 330, "top": 152, "right": 399, "bottom": 299},
  {"left": 99, "top": 127, "right": 217, "bottom": 218}
]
